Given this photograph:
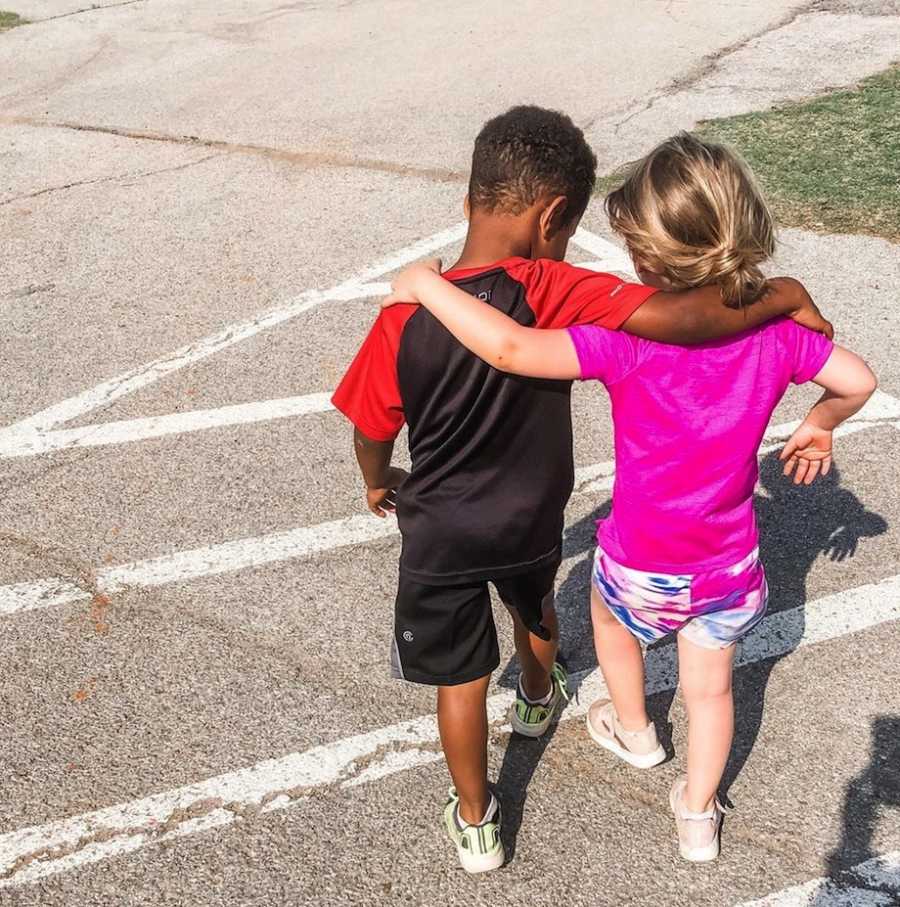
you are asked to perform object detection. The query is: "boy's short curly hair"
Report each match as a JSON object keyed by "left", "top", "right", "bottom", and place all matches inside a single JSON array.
[{"left": 469, "top": 106, "right": 597, "bottom": 223}]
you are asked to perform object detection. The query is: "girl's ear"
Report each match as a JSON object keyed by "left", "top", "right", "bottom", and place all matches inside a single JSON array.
[
  {"left": 539, "top": 195, "right": 569, "bottom": 239},
  {"left": 463, "top": 194, "right": 471, "bottom": 220}
]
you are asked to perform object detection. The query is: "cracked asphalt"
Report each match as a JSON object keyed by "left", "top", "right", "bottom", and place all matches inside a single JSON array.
[{"left": 1, "top": 1, "right": 899, "bottom": 905}]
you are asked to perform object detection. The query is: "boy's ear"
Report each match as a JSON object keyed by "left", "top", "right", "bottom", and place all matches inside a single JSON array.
[
  {"left": 463, "top": 194, "right": 471, "bottom": 220},
  {"left": 539, "top": 196, "right": 570, "bottom": 239}
]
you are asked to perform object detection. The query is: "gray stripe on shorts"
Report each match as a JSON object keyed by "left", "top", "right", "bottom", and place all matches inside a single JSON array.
[{"left": 390, "top": 634, "right": 405, "bottom": 680}]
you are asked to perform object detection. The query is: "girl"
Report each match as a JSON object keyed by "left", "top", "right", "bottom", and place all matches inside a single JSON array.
[{"left": 382, "top": 133, "right": 877, "bottom": 862}]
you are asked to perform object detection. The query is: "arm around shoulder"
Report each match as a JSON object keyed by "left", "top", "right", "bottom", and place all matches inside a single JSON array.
[
  {"left": 620, "top": 277, "right": 833, "bottom": 345},
  {"left": 389, "top": 266, "right": 582, "bottom": 379}
]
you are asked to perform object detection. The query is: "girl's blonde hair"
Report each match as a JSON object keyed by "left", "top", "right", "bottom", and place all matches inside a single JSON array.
[{"left": 605, "top": 133, "right": 775, "bottom": 306}]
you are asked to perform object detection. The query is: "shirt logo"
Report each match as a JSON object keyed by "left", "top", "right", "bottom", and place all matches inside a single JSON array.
[
  {"left": 476, "top": 290, "right": 491, "bottom": 302},
  {"left": 610, "top": 283, "right": 625, "bottom": 297},
  {"left": 402, "top": 630, "right": 414, "bottom": 642}
]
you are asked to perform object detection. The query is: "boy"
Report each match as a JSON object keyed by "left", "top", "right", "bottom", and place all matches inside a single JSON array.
[{"left": 332, "top": 106, "right": 830, "bottom": 874}]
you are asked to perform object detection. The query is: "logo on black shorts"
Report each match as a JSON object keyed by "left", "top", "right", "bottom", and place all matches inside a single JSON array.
[{"left": 402, "top": 630, "right": 414, "bottom": 642}]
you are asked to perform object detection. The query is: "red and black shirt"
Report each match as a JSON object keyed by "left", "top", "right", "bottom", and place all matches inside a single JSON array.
[{"left": 332, "top": 257, "right": 656, "bottom": 585}]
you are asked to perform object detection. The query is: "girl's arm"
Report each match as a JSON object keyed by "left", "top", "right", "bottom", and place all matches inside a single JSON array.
[
  {"left": 385, "top": 263, "right": 581, "bottom": 379},
  {"left": 780, "top": 346, "right": 877, "bottom": 484}
]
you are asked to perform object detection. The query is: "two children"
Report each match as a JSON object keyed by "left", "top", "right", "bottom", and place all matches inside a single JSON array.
[{"left": 334, "top": 106, "right": 847, "bottom": 872}]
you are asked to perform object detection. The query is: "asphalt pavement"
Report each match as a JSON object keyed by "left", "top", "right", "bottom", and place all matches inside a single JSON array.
[{"left": 1, "top": 2, "right": 899, "bottom": 905}]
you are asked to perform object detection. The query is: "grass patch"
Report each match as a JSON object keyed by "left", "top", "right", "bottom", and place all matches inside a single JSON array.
[
  {"left": 598, "top": 65, "right": 900, "bottom": 243},
  {"left": 0, "top": 10, "right": 28, "bottom": 30}
]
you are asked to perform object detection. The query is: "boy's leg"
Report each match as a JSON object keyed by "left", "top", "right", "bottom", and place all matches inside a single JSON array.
[
  {"left": 437, "top": 674, "right": 492, "bottom": 824},
  {"left": 495, "top": 565, "right": 568, "bottom": 738},
  {"left": 591, "top": 584, "right": 649, "bottom": 730},
  {"left": 505, "top": 590, "right": 559, "bottom": 700},
  {"left": 393, "top": 575, "right": 500, "bottom": 829},
  {"left": 677, "top": 633, "right": 735, "bottom": 812}
]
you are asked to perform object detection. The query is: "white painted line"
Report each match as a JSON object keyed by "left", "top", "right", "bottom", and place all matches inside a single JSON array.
[
  {"left": 0, "top": 513, "right": 399, "bottom": 616},
  {"left": 571, "top": 227, "right": 630, "bottom": 263},
  {"left": 736, "top": 850, "right": 900, "bottom": 906},
  {"left": 575, "top": 259, "right": 638, "bottom": 277},
  {"left": 0, "top": 453, "right": 680, "bottom": 615},
  {"left": 2, "top": 377, "right": 896, "bottom": 463},
  {"left": 2, "top": 572, "right": 898, "bottom": 888},
  {"left": 856, "top": 853, "right": 900, "bottom": 893},
  {"left": 18, "top": 224, "right": 876, "bottom": 462},
  {"left": 0, "top": 228, "right": 621, "bottom": 460},
  {"left": 571, "top": 228, "right": 637, "bottom": 278},
  {"left": 2, "top": 393, "right": 895, "bottom": 617},
  {"left": 0, "top": 223, "right": 467, "bottom": 442},
  {"left": 0, "top": 394, "right": 335, "bottom": 458}
]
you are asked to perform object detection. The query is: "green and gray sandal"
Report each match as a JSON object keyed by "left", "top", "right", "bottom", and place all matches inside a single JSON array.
[
  {"left": 508, "top": 661, "right": 569, "bottom": 738},
  {"left": 443, "top": 787, "right": 504, "bottom": 874}
]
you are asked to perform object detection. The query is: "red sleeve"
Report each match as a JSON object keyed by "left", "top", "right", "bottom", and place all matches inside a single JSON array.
[
  {"left": 331, "top": 306, "right": 416, "bottom": 441},
  {"left": 506, "top": 259, "right": 657, "bottom": 330}
]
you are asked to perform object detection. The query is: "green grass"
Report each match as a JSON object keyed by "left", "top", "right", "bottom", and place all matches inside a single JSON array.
[
  {"left": 0, "top": 10, "right": 28, "bottom": 30},
  {"left": 598, "top": 65, "right": 900, "bottom": 243}
]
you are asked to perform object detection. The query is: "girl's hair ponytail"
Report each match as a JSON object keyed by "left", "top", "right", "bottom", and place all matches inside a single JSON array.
[{"left": 605, "top": 133, "right": 775, "bottom": 306}]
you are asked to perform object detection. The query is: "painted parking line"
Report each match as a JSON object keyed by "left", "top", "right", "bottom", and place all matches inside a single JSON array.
[
  {"left": 0, "top": 227, "right": 626, "bottom": 458},
  {"left": 3, "top": 392, "right": 896, "bottom": 618},
  {"left": 0, "top": 513, "right": 399, "bottom": 616},
  {"left": 1, "top": 571, "right": 898, "bottom": 888},
  {"left": 0, "top": 221, "right": 470, "bottom": 444},
  {"left": 573, "top": 227, "right": 636, "bottom": 273},
  {"left": 736, "top": 850, "right": 900, "bottom": 906},
  {"left": 0, "top": 393, "right": 335, "bottom": 458},
  {"left": 2, "top": 366, "right": 896, "bottom": 462},
  {"left": 0, "top": 269, "right": 636, "bottom": 459}
]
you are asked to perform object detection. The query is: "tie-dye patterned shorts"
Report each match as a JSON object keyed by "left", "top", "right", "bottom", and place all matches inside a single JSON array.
[{"left": 591, "top": 546, "right": 768, "bottom": 649}]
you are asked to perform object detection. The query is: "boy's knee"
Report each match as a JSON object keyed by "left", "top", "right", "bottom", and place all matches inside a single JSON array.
[
  {"left": 437, "top": 674, "right": 492, "bottom": 706},
  {"left": 540, "top": 589, "right": 556, "bottom": 616},
  {"left": 538, "top": 591, "right": 559, "bottom": 633}
]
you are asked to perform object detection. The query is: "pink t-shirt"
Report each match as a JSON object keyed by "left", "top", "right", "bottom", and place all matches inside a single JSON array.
[{"left": 567, "top": 318, "right": 833, "bottom": 573}]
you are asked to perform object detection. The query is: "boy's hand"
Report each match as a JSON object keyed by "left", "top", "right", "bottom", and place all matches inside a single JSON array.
[
  {"left": 779, "top": 421, "right": 833, "bottom": 485},
  {"left": 382, "top": 258, "right": 442, "bottom": 308},
  {"left": 770, "top": 278, "right": 834, "bottom": 340},
  {"left": 366, "top": 466, "right": 409, "bottom": 517}
]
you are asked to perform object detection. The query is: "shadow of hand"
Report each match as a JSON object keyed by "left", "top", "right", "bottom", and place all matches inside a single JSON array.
[{"left": 823, "top": 526, "right": 859, "bottom": 562}]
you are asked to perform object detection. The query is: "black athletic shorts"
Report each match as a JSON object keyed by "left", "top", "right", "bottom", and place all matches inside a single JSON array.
[{"left": 390, "top": 562, "right": 560, "bottom": 686}]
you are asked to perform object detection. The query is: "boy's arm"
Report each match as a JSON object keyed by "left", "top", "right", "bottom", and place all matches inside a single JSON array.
[
  {"left": 622, "top": 278, "right": 834, "bottom": 344},
  {"left": 353, "top": 428, "right": 408, "bottom": 517},
  {"left": 780, "top": 346, "right": 877, "bottom": 484},
  {"left": 331, "top": 309, "right": 412, "bottom": 514},
  {"left": 384, "top": 264, "right": 581, "bottom": 379}
]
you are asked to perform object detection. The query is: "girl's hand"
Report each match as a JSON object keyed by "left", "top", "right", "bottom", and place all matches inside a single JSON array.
[
  {"left": 382, "top": 258, "right": 442, "bottom": 308},
  {"left": 779, "top": 421, "right": 833, "bottom": 485}
]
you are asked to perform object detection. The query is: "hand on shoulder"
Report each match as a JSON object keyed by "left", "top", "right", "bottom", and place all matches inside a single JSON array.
[{"left": 382, "top": 258, "right": 443, "bottom": 309}]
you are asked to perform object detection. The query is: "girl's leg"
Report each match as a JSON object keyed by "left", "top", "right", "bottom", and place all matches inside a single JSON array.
[
  {"left": 591, "top": 585, "right": 648, "bottom": 730},
  {"left": 677, "top": 634, "right": 735, "bottom": 812}
]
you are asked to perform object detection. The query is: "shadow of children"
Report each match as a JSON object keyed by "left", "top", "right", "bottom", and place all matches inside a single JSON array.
[
  {"left": 494, "top": 448, "right": 887, "bottom": 858},
  {"left": 809, "top": 715, "right": 900, "bottom": 904},
  {"left": 722, "top": 451, "right": 887, "bottom": 801},
  {"left": 494, "top": 502, "right": 609, "bottom": 860}
]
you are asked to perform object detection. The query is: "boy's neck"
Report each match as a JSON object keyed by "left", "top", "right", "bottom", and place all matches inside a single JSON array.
[{"left": 447, "top": 212, "right": 536, "bottom": 272}]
